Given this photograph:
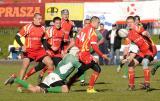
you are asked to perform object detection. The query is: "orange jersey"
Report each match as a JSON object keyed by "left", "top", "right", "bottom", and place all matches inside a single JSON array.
[
  {"left": 61, "top": 18, "right": 73, "bottom": 42},
  {"left": 18, "top": 23, "right": 45, "bottom": 50},
  {"left": 76, "top": 24, "right": 97, "bottom": 64},
  {"left": 45, "top": 26, "right": 63, "bottom": 57},
  {"left": 76, "top": 24, "right": 97, "bottom": 52},
  {"left": 45, "top": 26, "right": 63, "bottom": 50}
]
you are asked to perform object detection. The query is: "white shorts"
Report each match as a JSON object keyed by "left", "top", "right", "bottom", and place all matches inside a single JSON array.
[
  {"left": 42, "top": 73, "right": 62, "bottom": 86},
  {"left": 129, "top": 44, "right": 139, "bottom": 53}
]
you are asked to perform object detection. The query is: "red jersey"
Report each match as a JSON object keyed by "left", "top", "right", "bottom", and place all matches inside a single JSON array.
[
  {"left": 18, "top": 23, "right": 45, "bottom": 51},
  {"left": 76, "top": 24, "right": 98, "bottom": 64},
  {"left": 128, "top": 29, "right": 150, "bottom": 52},
  {"left": 61, "top": 18, "right": 73, "bottom": 42},
  {"left": 45, "top": 26, "right": 64, "bottom": 57},
  {"left": 128, "top": 29, "right": 157, "bottom": 56}
]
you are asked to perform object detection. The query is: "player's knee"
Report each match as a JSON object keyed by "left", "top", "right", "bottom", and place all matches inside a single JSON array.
[
  {"left": 142, "top": 58, "right": 149, "bottom": 69},
  {"left": 43, "top": 56, "right": 53, "bottom": 65},
  {"left": 62, "top": 85, "right": 69, "bottom": 93},
  {"left": 128, "top": 60, "right": 135, "bottom": 67},
  {"left": 46, "top": 59, "right": 53, "bottom": 66}
]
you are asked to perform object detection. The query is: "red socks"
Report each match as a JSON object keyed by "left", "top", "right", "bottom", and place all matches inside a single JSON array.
[
  {"left": 23, "top": 67, "right": 36, "bottom": 80},
  {"left": 88, "top": 72, "right": 99, "bottom": 89},
  {"left": 128, "top": 68, "right": 135, "bottom": 87},
  {"left": 144, "top": 68, "right": 150, "bottom": 84}
]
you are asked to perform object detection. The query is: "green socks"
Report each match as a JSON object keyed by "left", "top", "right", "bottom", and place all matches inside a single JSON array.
[
  {"left": 47, "top": 86, "right": 62, "bottom": 93},
  {"left": 80, "top": 71, "right": 86, "bottom": 81},
  {"left": 153, "top": 61, "right": 160, "bottom": 70},
  {"left": 124, "top": 66, "right": 128, "bottom": 76},
  {"left": 14, "top": 78, "right": 29, "bottom": 89}
]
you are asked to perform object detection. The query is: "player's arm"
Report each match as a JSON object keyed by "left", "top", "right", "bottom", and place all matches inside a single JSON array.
[
  {"left": 15, "top": 33, "right": 24, "bottom": 47},
  {"left": 91, "top": 31, "right": 109, "bottom": 60},
  {"left": 64, "top": 28, "right": 75, "bottom": 53},
  {"left": 41, "top": 38, "right": 51, "bottom": 50},
  {"left": 97, "top": 38, "right": 104, "bottom": 46},
  {"left": 15, "top": 26, "right": 28, "bottom": 52},
  {"left": 75, "top": 35, "right": 80, "bottom": 48},
  {"left": 123, "top": 38, "right": 130, "bottom": 56},
  {"left": 92, "top": 44, "right": 109, "bottom": 61}
]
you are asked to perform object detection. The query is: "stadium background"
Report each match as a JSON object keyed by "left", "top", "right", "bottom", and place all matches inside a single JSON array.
[{"left": 0, "top": 0, "right": 160, "bottom": 58}]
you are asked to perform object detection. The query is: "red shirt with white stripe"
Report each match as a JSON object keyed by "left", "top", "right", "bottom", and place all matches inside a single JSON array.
[{"left": 18, "top": 23, "right": 45, "bottom": 51}]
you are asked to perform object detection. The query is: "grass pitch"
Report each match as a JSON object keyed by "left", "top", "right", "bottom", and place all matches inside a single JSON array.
[{"left": 0, "top": 63, "right": 160, "bottom": 101}]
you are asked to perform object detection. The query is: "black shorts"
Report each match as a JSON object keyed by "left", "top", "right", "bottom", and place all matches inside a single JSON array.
[
  {"left": 52, "top": 57, "right": 62, "bottom": 67},
  {"left": 135, "top": 55, "right": 153, "bottom": 63},
  {"left": 78, "top": 60, "right": 101, "bottom": 73},
  {"left": 34, "top": 57, "right": 62, "bottom": 72},
  {"left": 38, "top": 80, "right": 65, "bottom": 89}
]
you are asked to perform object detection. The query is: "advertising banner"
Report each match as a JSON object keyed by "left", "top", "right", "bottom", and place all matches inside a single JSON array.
[
  {"left": 45, "top": 3, "right": 84, "bottom": 21},
  {"left": 84, "top": 1, "right": 160, "bottom": 29},
  {"left": 0, "top": 3, "right": 44, "bottom": 26}
]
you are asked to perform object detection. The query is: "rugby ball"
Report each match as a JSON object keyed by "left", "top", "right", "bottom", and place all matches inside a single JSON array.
[{"left": 118, "top": 29, "right": 128, "bottom": 38}]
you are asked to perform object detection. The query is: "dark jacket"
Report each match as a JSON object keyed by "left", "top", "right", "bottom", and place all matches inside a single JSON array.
[{"left": 106, "top": 29, "right": 122, "bottom": 51}]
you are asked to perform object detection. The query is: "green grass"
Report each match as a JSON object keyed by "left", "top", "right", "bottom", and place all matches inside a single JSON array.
[{"left": 0, "top": 63, "right": 160, "bottom": 101}]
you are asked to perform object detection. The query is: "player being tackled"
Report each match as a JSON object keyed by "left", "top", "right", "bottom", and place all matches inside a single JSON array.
[{"left": 5, "top": 47, "right": 81, "bottom": 93}]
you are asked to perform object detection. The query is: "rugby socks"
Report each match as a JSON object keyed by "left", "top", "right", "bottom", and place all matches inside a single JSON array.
[
  {"left": 47, "top": 86, "right": 62, "bottom": 93},
  {"left": 128, "top": 68, "right": 135, "bottom": 87},
  {"left": 23, "top": 67, "right": 36, "bottom": 80},
  {"left": 14, "top": 78, "right": 29, "bottom": 89},
  {"left": 153, "top": 61, "right": 160, "bottom": 70},
  {"left": 124, "top": 66, "right": 128, "bottom": 77},
  {"left": 144, "top": 68, "right": 150, "bottom": 84},
  {"left": 88, "top": 72, "right": 99, "bottom": 89},
  {"left": 80, "top": 72, "right": 86, "bottom": 82}
]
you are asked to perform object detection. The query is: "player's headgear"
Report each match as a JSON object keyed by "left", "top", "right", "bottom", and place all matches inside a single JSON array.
[{"left": 61, "top": 9, "right": 69, "bottom": 15}]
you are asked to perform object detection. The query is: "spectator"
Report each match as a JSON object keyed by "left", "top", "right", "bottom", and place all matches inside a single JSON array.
[
  {"left": 107, "top": 24, "right": 122, "bottom": 65},
  {"left": 8, "top": 37, "right": 25, "bottom": 60},
  {"left": 99, "top": 23, "right": 109, "bottom": 65}
]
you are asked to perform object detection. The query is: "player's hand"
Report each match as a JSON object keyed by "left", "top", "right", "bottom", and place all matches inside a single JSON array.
[
  {"left": 121, "top": 59, "right": 128, "bottom": 64},
  {"left": 102, "top": 54, "right": 110, "bottom": 61},
  {"left": 46, "top": 50, "right": 52, "bottom": 56},
  {"left": 142, "top": 31, "right": 150, "bottom": 37},
  {"left": 63, "top": 49, "right": 68, "bottom": 55},
  {"left": 21, "top": 46, "right": 26, "bottom": 52},
  {"left": 61, "top": 50, "right": 67, "bottom": 57}
]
